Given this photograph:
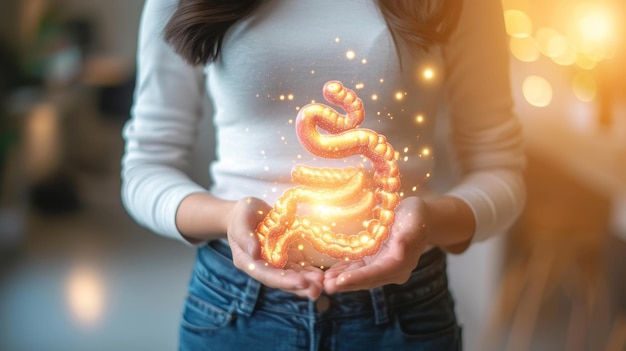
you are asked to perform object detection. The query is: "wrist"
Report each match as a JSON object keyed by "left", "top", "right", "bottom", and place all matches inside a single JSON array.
[
  {"left": 176, "top": 193, "right": 236, "bottom": 242},
  {"left": 421, "top": 196, "right": 475, "bottom": 252}
]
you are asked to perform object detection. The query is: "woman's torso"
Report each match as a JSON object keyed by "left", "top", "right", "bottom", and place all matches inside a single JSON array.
[{"left": 206, "top": 0, "right": 447, "bottom": 205}]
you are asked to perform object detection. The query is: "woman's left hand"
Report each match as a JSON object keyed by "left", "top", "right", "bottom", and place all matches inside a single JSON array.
[
  {"left": 323, "top": 196, "right": 430, "bottom": 294},
  {"left": 227, "top": 197, "right": 325, "bottom": 300}
]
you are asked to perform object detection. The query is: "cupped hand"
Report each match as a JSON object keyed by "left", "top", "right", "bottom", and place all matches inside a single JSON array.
[
  {"left": 226, "top": 197, "right": 325, "bottom": 300},
  {"left": 323, "top": 196, "right": 429, "bottom": 294}
]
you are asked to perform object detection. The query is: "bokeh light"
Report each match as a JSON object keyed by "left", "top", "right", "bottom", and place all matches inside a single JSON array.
[
  {"left": 504, "top": 10, "right": 533, "bottom": 38},
  {"left": 522, "top": 75, "right": 553, "bottom": 107},
  {"left": 536, "top": 27, "right": 564, "bottom": 57},
  {"left": 509, "top": 37, "right": 540, "bottom": 62},
  {"left": 575, "top": 3, "right": 614, "bottom": 43},
  {"left": 66, "top": 265, "right": 105, "bottom": 326},
  {"left": 571, "top": 71, "right": 598, "bottom": 102},
  {"left": 568, "top": 2, "right": 618, "bottom": 63},
  {"left": 550, "top": 43, "right": 577, "bottom": 66},
  {"left": 575, "top": 54, "right": 598, "bottom": 70}
]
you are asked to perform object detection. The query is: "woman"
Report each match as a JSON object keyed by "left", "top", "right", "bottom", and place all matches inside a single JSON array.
[{"left": 122, "top": 0, "right": 525, "bottom": 349}]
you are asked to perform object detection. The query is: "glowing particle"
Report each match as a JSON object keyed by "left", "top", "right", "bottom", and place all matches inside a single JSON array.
[
  {"left": 403, "top": 147, "right": 409, "bottom": 153},
  {"left": 288, "top": 119, "right": 293, "bottom": 124},
  {"left": 379, "top": 78, "right": 384, "bottom": 83},
  {"left": 264, "top": 166, "right": 270, "bottom": 171},
  {"left": 394, "top": 91, "right": 404, "bottom": 101},
  {"left": 334, "top": 37, "right": 340, "bottom": 43},
  {"left": 412, "top": 186, "right": 417, "bottom": 191},
  {"left": 271, "top": 187, "right": 277, "bottom": 193},
  {"left": 346, "top": 50, "right": 356, "bottom": 60},
  {"left": 403, "top": 156, "right": 409, "bottom": 162},
  {"left": 355, "top": 83, "right": 365, "bottom": 90},
  {"left": 423, "top": 68, "right": 435, "bottom": 80},
  {"left": 300, "top": 261, "right": 306, "bottom": 267},
  {"left": 371, "top": 94, "right": 378, "bottom": 101},
  {"left": 311, "top": 70, "right": 316, "bottom": 74},
  {"left": 260, "top": 150, "right": 266, "bottom": 155},
  {"left": 279, "top": 95, "right": 286, "bottom": 101},
  {"left": 361, "top": 58, "right": 367, "bottom": 64},
  {"left": 287, "top": 94, "right": 294, "bottom": 100},
  {"left": 248, "top": 263, "right": 256, "bottom": 271},
  {"left": 298, "top": 244, "right": 304, "bottom": 251},
  {"left": 426, "top": 173, "right": 431, "bottom": 178},
  {"left": 422, "top": 148, "right": 430, "bottom": 156},
  {"left": 257, "top": 211, "right": 264, "bottom": 215},
  {"left": 246, "top": 197, "right": 252, "bottom": 204}
]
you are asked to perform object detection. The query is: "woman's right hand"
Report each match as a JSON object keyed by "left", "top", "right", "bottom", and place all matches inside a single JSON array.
[{"left": 226, "top": 197, "right": 325, "bottom": 300}]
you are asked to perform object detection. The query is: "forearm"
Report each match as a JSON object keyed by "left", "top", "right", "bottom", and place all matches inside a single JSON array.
[
  {"left": 424, "top": 195, "right": 475, "bottom": 254},
  {"left": 176, "top": 193, "right": 237, "bottom": 243}
]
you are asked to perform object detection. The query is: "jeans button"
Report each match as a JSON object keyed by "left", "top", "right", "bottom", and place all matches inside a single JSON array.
[{"left": 315, "top": 296, "right": 330, "bottom": 313}]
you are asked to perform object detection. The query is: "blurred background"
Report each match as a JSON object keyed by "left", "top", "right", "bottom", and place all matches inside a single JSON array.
[{"left": 0, "top": 0, "right": 624, "bottom": 350}]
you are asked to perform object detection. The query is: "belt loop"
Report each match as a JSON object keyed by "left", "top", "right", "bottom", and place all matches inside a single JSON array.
[
  {"left": 369, "top": 287, "right": 389, "bottom": 325},
  {"left": 237, "top": 277, "right": 261, "bottom": 317}
]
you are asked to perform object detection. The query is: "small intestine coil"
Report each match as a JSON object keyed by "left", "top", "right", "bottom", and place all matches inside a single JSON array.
[{"left": 255, "top": 81, "right": 400, "bottom": 268}]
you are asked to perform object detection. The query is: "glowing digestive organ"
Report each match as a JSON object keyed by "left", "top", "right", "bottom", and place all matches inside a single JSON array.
[{"left": 255, "top": 81, "right": 400, "bottom": 268}]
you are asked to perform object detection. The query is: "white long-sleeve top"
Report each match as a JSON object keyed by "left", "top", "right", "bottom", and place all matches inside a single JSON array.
[{"left": 122, "top": 0, "right": 526, "bottom": 244}]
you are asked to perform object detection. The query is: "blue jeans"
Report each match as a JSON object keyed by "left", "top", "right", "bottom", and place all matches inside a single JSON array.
[{"left": 179, "top": 240, "right": 462, "bottom": 350}]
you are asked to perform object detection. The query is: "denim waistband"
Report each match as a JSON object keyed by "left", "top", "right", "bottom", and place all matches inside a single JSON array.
[{"left": 194, "top": 240, "right": 448, "bottom": 325}]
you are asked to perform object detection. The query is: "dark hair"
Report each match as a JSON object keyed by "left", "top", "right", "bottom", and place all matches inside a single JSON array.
[
  {"left": 164, "top": 0, "right": 462, "bottom": 66},
  {"left": 375, "top": 0, "right": 462, "bottom": 58}
]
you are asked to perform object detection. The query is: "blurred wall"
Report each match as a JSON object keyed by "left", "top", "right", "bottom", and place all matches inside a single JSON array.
[
  {"left": 56, "top": 0, "right": 144, "bottom": 60},
  {"left": 0, "top": 1, "right": 20, "bottom": 47},
  {"left": 0, "top": 0, "right": 143, "bottom": 59}
]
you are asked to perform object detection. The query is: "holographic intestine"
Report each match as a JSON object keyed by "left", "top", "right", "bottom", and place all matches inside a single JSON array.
[{"left": 255, "top": 81, "right": 400, "bottom": 268}]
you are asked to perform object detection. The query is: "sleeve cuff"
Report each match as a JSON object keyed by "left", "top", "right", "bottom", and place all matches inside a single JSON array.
[{"left": 445, "top": 169, "right": 525, "bottom": 242}]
